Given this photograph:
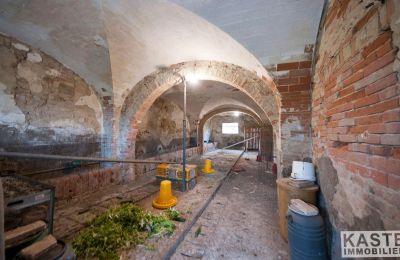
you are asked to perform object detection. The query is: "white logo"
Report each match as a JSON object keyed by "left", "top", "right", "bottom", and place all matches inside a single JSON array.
[{"left": 341, "top": 231, "right": 400, "bottom": 258}]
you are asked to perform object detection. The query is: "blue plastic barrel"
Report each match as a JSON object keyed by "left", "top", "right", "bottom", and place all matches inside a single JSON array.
[{"left": 286, "top": 208, "right": 328, "bottom": 260}]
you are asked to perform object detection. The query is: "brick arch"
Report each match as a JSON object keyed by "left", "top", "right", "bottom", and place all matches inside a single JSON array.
[
  {"left": 202, "top": 107, "right": 263, "bottom": 123},
  {"left": 198, "top": 106, "right": 274, "bottom": 158},
  {"left": 200, "top": 103, "right": 265, "bottom": 124},
  {"left": 118, "top": 60, "right": 281, "bottom": 165},
  {"left": 198, "top": 106, "right": 264, "bottom": 147}
]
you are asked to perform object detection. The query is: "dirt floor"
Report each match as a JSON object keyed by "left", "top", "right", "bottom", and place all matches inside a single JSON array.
[
  {"left": 123, "top": 150, "right": 245, "bottom": 259},
  {"left": 52, "top": 150, "right": 288, "bottom": 259},
  {"left": 171, "top": 152, "right": 289, "bottom": 260}
]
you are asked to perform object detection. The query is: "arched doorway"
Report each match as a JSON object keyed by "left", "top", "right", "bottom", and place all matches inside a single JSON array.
[{"left": 118, "top": 61, "right": 281, "bottom": 179}]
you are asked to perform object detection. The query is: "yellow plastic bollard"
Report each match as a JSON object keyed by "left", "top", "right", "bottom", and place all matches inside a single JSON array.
[
  {"left": 202, "top": 159, "right": 215, "bottom": 174},
  {"left": 152, "top": 180, "right": 177, "bottom": 209}
]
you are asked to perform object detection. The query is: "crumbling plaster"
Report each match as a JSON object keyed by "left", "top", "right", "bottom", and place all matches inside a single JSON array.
[
  {"left": 0, "top": 35, "right": 102, "bottom": 136},
  {"left": 118, "top": 61, "right": 280, "bottom": 169},
  {"left": 0, "top": 34, "right": 103, "bottom": 173},
  {"left": 135, "top": 97, "right": 191, "bottom": 159},
  {"left": 0, "top": 0, "right": 112, "bottom": 97}
]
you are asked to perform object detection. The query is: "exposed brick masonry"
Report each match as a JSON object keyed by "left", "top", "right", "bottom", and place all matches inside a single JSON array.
[
  {"left": 267, "top": 54, "right": 313, "bottom": 171},
  {"left": 45, "top": 146, "right": 203, "bottom": 199},
  {"left": 312, "top": 0, "right": 400, "bottom": 256},
  {"left": 313, "top": 1, "right": 400, "bottom": 192}
]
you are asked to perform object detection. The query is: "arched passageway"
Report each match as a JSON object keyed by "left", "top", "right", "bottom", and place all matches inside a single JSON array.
[
  {"left": 198, "top": 107, "right": 273, "bottom": 160},
  {"left": 118, "top": 60, "right": 281, "bottom": 179}
]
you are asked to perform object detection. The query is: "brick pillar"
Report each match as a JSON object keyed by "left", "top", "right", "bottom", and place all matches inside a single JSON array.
[
  {"left": 267, "top": 57, "right": 313, "bottom": 173},
  {"left": 198, "top": 121, "right": 204, "bottom": 155},
  {"left": 100, "top": 96, "right": 114, "bottom": 167},
  {"left": 260, "top": 125, "right": 273, "bottom": 161}
]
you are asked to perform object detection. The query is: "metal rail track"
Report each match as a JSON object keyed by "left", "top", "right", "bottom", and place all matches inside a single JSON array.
[{"left": 163, "top": 149, "right": 246, "bottom": 260}]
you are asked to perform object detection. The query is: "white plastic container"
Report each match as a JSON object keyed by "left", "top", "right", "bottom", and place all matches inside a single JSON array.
[{"left": 291, "top": 161, "right": 315, "bottom": 181}]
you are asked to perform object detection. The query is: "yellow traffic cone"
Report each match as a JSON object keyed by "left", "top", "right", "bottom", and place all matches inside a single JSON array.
[
  {"left": 202, "top": 159, "right": 215, "bottom": 174},
  {"left": 152, "top": 180, "right": 177, "bottom": 209}
]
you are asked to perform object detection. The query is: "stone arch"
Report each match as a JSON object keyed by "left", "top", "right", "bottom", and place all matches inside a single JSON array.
[{"left": 118, "top": 60, "right": 281, "bottom": 171}]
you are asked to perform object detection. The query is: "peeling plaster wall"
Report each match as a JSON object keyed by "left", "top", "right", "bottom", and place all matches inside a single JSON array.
[
  {"left": 135, "top": 98, "right": 191, "bottom": 159},
  {"left": 312, "top": 1, "right": 400, "bottom": 258},
  {"left": 206, "top": 114, "right": 258, "bottom": 149},
  {"left": 0, "top": 0, "right": 112, "bottom": 97},
  {"left": 0, "top": 34, "right": 103, "bottom": 173}
]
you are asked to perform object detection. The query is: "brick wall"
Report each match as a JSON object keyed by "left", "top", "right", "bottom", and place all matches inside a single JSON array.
[
  {"left": 45, "top": 165, "right": 122, "bottom": 200},
  {"left": 267, "top": 54, "right": 313, "bottom": 172},
  {"left": 45, "top": 146, "right": 202, "bottom": 200},
  {"left": 312, "top": 0, "right": 400, "bottom": 257}
]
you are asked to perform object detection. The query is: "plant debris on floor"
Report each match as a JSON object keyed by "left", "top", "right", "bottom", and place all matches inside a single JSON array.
[
  {"left": 165, "top": 208, "right": 186, "bottom": 222},
  {"left": 72, "top": 203, "right": 180, "bottom": 259}
]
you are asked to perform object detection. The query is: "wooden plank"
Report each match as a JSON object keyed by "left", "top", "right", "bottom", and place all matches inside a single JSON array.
[
  {"left": 289, "top": 199, "right": 319, "bottom": 216},
  {"left": 19, "top": 235, "right": 57, "bottom": 260},
  {"left": 5, "top": 220, "right": 46, "bottom": 246},
  {"left": 246, "top": 127, "right": 260, "bottom": 150}
]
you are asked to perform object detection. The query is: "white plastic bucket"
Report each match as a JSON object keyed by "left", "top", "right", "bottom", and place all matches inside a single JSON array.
[{"left": 291, "top": 161, "right": 315, "bottom": 181}]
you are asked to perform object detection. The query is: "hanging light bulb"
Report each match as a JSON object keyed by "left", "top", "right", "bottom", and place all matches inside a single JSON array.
[{"left": 185, "top": 73, "right": 199, "bottom": 85}]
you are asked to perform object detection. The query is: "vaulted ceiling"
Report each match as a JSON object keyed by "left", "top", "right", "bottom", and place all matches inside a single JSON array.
[
  {"left": 161, "top": 80, "right": 264, "bottom": 122},
  {"left": 171, "top": 0, "right": 325, "bottom": 65},
  {"left": 0, "top": 0, "right": 324, "bottom": 122}
]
